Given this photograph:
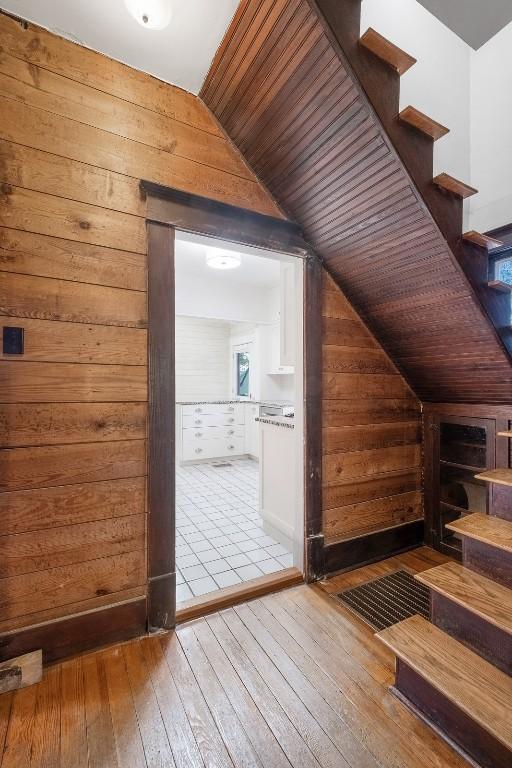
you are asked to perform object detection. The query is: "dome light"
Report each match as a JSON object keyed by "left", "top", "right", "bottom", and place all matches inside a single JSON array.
[
  {"left": 206, "top": 247, "right": 242, "bottom": 270},
  {"left": 124, "top": 0, "right": 172, "bottom": 30}
]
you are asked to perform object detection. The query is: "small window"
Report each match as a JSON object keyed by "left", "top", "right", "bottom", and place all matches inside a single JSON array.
[
  {"left": 496, "top": 256, "right": 512, "bottom": 284},
  {"left": 236, "top": 352, "right": 250, "bottom": 397}
]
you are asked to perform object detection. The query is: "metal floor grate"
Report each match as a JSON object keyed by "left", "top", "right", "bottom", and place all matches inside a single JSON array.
[{"left": 333, "top": 570, "right": 430, "bottom": 631}]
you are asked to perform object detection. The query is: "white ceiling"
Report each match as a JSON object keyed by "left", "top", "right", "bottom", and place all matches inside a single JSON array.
[
  {"left": 417, "top": 0, "right": 512, "bottom": 49},
  {"left": 0, "top": 0, "right": 239, "bottom": 93},
  {"left": 175, "top": 234, "right": 282, "bottom": 290}
]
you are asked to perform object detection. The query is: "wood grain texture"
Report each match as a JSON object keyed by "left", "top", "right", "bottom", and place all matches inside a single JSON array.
[
  {"left": 319, "top": 269, "right": 422, "bottom": 559},
  {"left": 202, "top": 0, "right": 512, "bottom": 403},
  {"left": 0, "top": 11, "right": 280, "bottom": 638},
  {"left": 0, "top": 402, "right": 147, "bottom": 447},
  {"left": 0, "top": 439, "right": 146, "bottom": 492}
]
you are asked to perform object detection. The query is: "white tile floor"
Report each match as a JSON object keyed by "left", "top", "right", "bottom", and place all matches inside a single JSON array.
[{"left": 176, "top": 458, "right": 294, "bottom": 603}]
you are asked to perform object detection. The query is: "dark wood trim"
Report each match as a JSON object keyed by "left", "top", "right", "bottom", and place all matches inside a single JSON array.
[
  {"left": 304, "top": 256, "right": 324, "bottom": 581},
  {"left": 323, "top": 519, "right": 424, "bottom": 575},
  {"left": 144, "top": 186, "right": 320, "bottom": 624},
  {"left": 176, "top": 568, "right": 303, "bottom": 624},
  {"left": 431, "top": 592, "right": 511, "bottom": 676},
  {"left": 487, "top": 222, "right": 512, "bottom": 253},
  {"left": 147, "top": 221, "right": 176, "bottom": 631},
  {"left": 394, "top": 660, "right": 512, "bottom": 768},
  {"left": 140, "top": 182, "right": 311, "bottom": 258},
  {"left": 0, "top": 599, "right": 146, "bottom": 665}
]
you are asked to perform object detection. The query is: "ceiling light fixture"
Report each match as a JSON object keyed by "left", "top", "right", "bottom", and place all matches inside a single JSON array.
[
  {"left": 123, "top": 0, "right": 172, "bottom": 30},
  {"left": 205, "top": 247, "right": 242, "bottom": 270}
]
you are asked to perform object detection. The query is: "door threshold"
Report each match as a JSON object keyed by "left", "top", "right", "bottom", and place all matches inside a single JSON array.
[{"left": 176, "top": 567, "right": 303, "bottom": 624}]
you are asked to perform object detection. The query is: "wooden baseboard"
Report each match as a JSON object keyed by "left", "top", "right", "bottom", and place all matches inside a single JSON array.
[
  {"left": 0, "top": 598, "right": 147, "bottom": 665},
  {"left": 323, "top": 519, "right": 424, "bottom": 575},
  {"left": 176, "top": 567, "right": 303, "bottom": 624}
]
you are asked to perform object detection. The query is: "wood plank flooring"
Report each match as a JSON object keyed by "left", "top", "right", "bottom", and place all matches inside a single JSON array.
[{"left": 0, "top": 548, "right": 470, "bottom": 768}]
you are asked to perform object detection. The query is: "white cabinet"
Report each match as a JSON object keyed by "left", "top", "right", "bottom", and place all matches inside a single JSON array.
[
  {"left": 268, "top": 324, "right": 294, "bottom": 375},
  {"left": 280, "top": 262, "right": 296, "bottom": 367},
  {"left": 177, "top": 402, "right": 247, "bottom": 464},
  {"left": 244, "top": 403, "right": 260, "bottom": 459}
]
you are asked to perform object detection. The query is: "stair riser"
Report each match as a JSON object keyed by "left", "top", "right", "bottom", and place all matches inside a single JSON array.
[
  {"left": 431, "top": 593, "right": 511, "bottom": 676},
  {"left": 490, "top": 484, "right": 512, "bottom": 522},
  {"left": 394, "top": 659, "right": 512, "bottom": 768},
  {"left": 463, "top": 539, "right": 512, "bottom": 588}
]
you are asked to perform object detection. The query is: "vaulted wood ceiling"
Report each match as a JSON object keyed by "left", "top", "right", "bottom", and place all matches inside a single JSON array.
[{"left": 201, "top": 0, "right": 512, "bottom": 403}]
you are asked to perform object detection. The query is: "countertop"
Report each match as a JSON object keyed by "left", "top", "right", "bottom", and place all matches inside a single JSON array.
[
  {"left": 177, "top": 399, "right": 294, "bottom": 408},
  {"left": 255, "top": 416, "right": 295, "bottom": 429}
]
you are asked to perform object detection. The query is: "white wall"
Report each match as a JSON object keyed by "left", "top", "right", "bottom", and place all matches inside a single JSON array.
[
  {"left": 361, "top": 0, "right": 472, "bottom": 186},
  {"left": 175, "top": 317, "right": 231, "bottom": 401},
  {"left": 469, "top": 21, "right": 512, "bottom": 232}
]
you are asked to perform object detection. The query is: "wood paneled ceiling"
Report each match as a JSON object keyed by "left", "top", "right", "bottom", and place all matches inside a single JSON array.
[{"left": 201, "top": 0, "right": 512, "bottom": 403}]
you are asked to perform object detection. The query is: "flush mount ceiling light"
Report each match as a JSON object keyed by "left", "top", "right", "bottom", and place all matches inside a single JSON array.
[
  {"left": 123, "top": 0, "right": 172, "bottom": 30},
  {"left": 206, "top": 247, "right": 242, "bottom": 270}
]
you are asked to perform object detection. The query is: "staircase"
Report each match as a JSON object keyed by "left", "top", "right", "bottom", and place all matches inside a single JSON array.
[
  {"left": 315, "top": 2, "right": 512, "bottom": 359},
  {"left": 378, "top": 455, "right": 512, "bottom": 766},
  {"left": 201, "top": 0, "right": 512, "bottom": 402}
]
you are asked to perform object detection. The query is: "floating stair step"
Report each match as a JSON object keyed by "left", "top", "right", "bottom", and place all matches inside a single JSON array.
[
  {"left": 497, "top": 431, "right": 512, "bottom": 438},
  {"left": 433, "top": 173, "right": 478, "bottom": 199},
  {"left": 475, "top": 468, "right": 512, "bottom": 487},
  {"left": 447, "top": 512, "right": 512, "bottom": 552},
  {"left": 487, "top": 280, "right": 512, "bottom": 293},
  {"left": 416, "top": 562, "right": 512, "bottom": 635},
  {"left": 463, "top": 231, "right": 504, "bottom": 250},
  {"left": 377, "top": 615, "right": 512, "bottom": 765},
  {"left": 359, "top": 28, "right": 416, "bottom": 75},
  {"left": 399, "top": 106, "right": 449, "bottom": 140}
]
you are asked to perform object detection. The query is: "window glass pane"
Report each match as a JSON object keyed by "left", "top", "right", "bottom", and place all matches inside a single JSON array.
[
  {"left": 237, "top": 352, "right": 250, "bottom": 397},
  {"left": 497, "top": 257, "right": 512, "bottom": 284}
]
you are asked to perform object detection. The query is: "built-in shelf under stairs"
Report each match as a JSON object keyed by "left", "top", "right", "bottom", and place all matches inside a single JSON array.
[{"left": 377, "top": 450, "right": 512, "bottom": 766}]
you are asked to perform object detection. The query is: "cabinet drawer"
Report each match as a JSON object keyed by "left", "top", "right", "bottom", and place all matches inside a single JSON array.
[
  {"left": 183, "top": 426, "right": 244, "bottom": 444},
  {"left": 181, "top": 437, "right": 245, "bottom": 462},
  {"left": 181, "top": 403, "right": 244, "bottom": 418},
  {"left": 182, "top": 413, "right": 243, "bottom": 428}
]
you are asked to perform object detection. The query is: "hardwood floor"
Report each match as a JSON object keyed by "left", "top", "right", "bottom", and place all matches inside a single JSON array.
[{"left": 0, "top": 548, "right": 469, "bottom": 768}]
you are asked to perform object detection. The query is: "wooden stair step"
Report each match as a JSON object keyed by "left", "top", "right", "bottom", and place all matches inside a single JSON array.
[
  {"left": 497, "top": 431, "right": 512, "bottom": 438},
  {"left": 416, "top": 562, "right": 512, "bottom": 635},
  {"left": 377, "top": 615, "right": 512, "bottom": 752},
  {"left": 463, "top": 231, "right": 504, "bottom": 250},
  {"left": 446, "top": 512, "right": 512, "bottom": 553},
  {"left": 475, "top": 468, "right": 512, "bottom": 487},
  {"left": 433, "top": 173, "right": 478, "bottom": 199},
  {"left": 399, "top": 106, "right": 449, "bottom": 140},
  {"left": 487, "top": 280, "right": 512, "bottom": 293},
  {"left": 359, "top": 28, "right": 416, "bottom": 75}
]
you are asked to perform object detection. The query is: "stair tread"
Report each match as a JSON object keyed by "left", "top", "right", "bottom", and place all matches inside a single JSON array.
[
  {"left": 463, "top": 230, "right": 504, "bottom": 249},
  {"left": 360, "top": 28, "right": 416, "bottom": 75},
  {"left": 415, "top": 562, "right": 512, "bottom": 635},
  {"left": 399, "top": 106, "right": 449, "bottom": 140},
  {"left": 377, "top": 615, "right": 512, "bottom": 748},
  {"left": 433, "top": 173, "right": 478, "bottom": 199},
  {"left": 487, "top": 280, "right": 512, "bottom": 293},
  {"left": 446, "top": 512, "right": 512, "bottom": 552},
  {"left": 475, "top": 468, "right": 512, "bottom": 487},
  {"left": 497, "top": 431, "right": 512, "bottom": 438}
]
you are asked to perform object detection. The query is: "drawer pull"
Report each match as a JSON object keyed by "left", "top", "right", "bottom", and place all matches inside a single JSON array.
[
  {"left": 195, "top": 432, "right": 203, "bottom": 438},
  {"left": 228, "top": 406, "right": 234, "bottom": 412},
  {"left": 227, "top": 444, "right": 235, "bottom": 450},
  {"left": 227, "top": 429, "right": 234, "bottom": 435},
  {"left": 195, "top": 419, "right": 202, "bottom": 425},
  {"left": 195, "top": 448, "right": 203, "bottom": 454},
  {"left": 228, "top": 417, "right": 235, "bottom": 423},
  {"left": 195, "top": 407, "right": 202, "bottom": 413}
]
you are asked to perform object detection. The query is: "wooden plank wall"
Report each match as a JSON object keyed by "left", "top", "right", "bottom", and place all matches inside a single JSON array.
[
  {"left": 322, "top": 271, "right": 423, "bottom": 543},
  {"left": 0, "top": 12, "right": 282, "bottom": 638}
]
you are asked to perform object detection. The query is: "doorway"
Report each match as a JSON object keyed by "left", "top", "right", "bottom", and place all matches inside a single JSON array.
[
  {"left": 143, "top": 183, "right": 322, "bottom": 631},
  {"left": 174, "top": 232, "right": 304, "bottom": 606}
]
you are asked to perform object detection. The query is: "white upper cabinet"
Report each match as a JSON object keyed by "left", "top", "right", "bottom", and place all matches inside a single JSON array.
[{"left": 279, "top": 262, "right": 296, "bottom": 368}]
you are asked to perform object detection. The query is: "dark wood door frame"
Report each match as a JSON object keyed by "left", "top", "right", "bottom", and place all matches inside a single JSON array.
[{"left": 142, "top": 182, "right": 323, "bottom": 631}]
